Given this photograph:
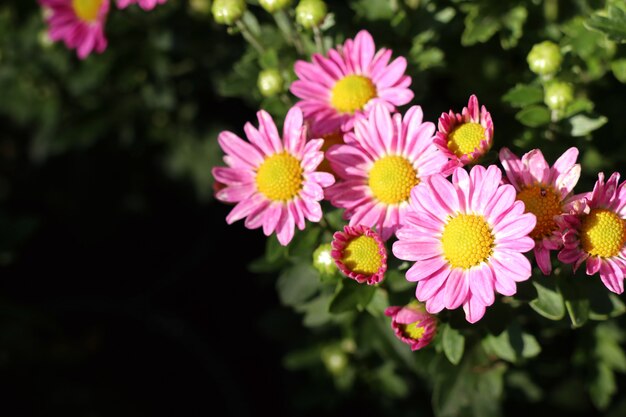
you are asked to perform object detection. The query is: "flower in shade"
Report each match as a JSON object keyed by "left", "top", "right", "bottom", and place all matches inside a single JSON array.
[
  {"left": 39, "top": 0, "right": 110, "bottom": 59},
  {"left": 392, "top": 165, "right": 536, "bottom": 323},
  {"left": 212, "top": 107, "right": 335, "bottom": 246},
  {"left": 325, "top": 104, "right": 448, "bottom": 240},
  {"left": 385, "top": 301, "right": 437, "bottom": 351},
  {"left": 499, "top": 147, "right": 581, "bottom": 275},
  {"left": 558, "top": 172, "right": 626, "bottom": 294},
  {"left": 331, "top": 225, "right": 387, "bottom": 285},
  {"left": 116, "top": 0, "right": 166, "bottom": 10},
  {"left": 307, "top": 118, "right": 345, "bottom": 176},
  {"left": 291, "top": 30, "right": 413, "bottom": 134},
  {"left": 434, "top": 95, "right": 493, "bottom": 172}
]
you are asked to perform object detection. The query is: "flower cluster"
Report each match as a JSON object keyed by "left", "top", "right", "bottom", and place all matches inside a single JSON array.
[
  {"left": 213, "top": 30, "right": 626, "bottom": 349},
  {"left": 39, "top": 0, "right": 167, "bottom": 59}
]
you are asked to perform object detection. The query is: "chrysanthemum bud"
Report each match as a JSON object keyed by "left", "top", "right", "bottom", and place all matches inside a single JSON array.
[
  {"left": 312, "top": 243, "right": 336, "bottom": 276},
  {"left": 321, "top": 345, "right": 348, "bottom": 375},
  {"left": 527, "top": 41, "right": 562, "bottom": 76},
  {"left": 211, "top": 0, "right": 246, "bottom": 25},
  {"left": 544, "top": 81, "right": 573, "bottom": 110},
  {"left": 295, "top": 0, "right": 327, "bottom": 29},
  {"left": 257, "top": 68, "right": 284, "bottom": 97},
  {"left": 259, "top": 0, "right": 292, "bottom": 13},
  {"left": 385, "top": 302, "right": 437, "bottom": 351}
]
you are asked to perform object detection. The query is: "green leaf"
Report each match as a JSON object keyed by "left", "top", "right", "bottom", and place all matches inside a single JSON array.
[
  {"left": 442, "top": 324, "right": 465, "bottom": 365},
  {"left": 559, "top": 277, "right": 590, "bottom": 328},
  {"left": 349, "top": 0, "right": 395, "bottom": 21},
  {"left": 561, "top": 98, "right": 594, "bottom": 118},
  {"left": 503, "top": 84, "right": 543, "bottom": 108},
  {"left": 386, "top": 269, "right": 414, "bottom": 292},
  {"left": 324, "top": 209, "right": 347, "bottom": 231},
  {"left": 515, "top": 105, "right": 551, "bottom": 127},
  {"left": 611, "top": 59, "right": 626, "bottom": 82},
  {"left": 365, "top": 288, "right": 389, "bottom": 317},
  {"left": 266, "top": 234, "right": 288, "bottom": 263},
  {"left": 567, "top": 114, "right": 608, "bottom": 137},
  {"left": 529, "top": 276, "right": 565, "bottom": 320},
  {"left": 586, "top": 6, "right": 626, "bottom": 43},
  {"left": 461, "top": 6, "right": 500, "bottom": 46},
  {"left": 499, "top": 6, "right": 527, "bottom": 49},
  {"left": 375, "top": 363, "right": 409, "bottom": 399},
  {"left": 483, "top": 323, "right": 541, "bottom": 363},
  {"left": 288, "top": 227, "right": 322, "bottom": 260},
  {"left": 259, "top": 49, "right": 279, "bottom": 70},
  {"left": 589, "top": 363, "right": 616, "bottom": 410},
  {"left": 283, "top": 346, "right": 321, "bottom": 370},
  {"left": 328, "top": 279, "right": 376, "bottom": 314},
  {"left": 296, "top": 294, "right": 334, "bottom": 327},
  {"left": 276, "top": 263, "right": 320, "bottom": 306}
]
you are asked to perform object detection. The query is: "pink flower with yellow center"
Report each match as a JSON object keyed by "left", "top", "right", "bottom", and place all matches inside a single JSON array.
[
  {"left": 331, "top": 225, "right": 387, "bottom": 285},
  {"left": 212, "top": 107, "right": 335, "bottom": 246},
  {"left": 116, "top": 0, "right": 167, "bottom": 10},
  {"left": 385, "top": 302, "right": 437, "bottom": 351},
  {"left": 558, "top": 172, "right": 626, "bottom": 294},
  {"left": 499, "top": 147, "right": 581, "bottom": 275},
  {"left": 291, "top": 30, "right": 413, "bottom": 133},
  {"left": 325, "top": 104, "right": 448, "bottom": 241},
  {"left": 39, "top": 0, "right": 109, "bottom": 59},
  {"left": 392, "top": 165, "right": 536, "bottom": 323},
  {"left": 434, "top": 95, "right": 493, "bottom": 172}
]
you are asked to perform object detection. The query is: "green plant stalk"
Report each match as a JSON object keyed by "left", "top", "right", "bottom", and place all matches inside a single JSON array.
[
  {"left": 313, "top": 26, "right": 324, "bottom": 54},
  {"left": 235, "top": 19, "right": 266, "bottom": 54},
  {"left": 274, "top": 10, "right": 305, "bottom": 55}
]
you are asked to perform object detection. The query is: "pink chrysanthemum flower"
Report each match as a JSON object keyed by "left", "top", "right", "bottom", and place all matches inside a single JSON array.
[
  {"left": 331, "top": 225, "right": 387, "bottom": 285},
  {"left": 212, "top": 107, "right": 335, "bottom": 246},
  {"left": 116, "top": 0, "right": 166, "bottom": 10},
  {"left": 291, "top": 30, "right": 413, "bottom": 133},
  {"left": 325, "top": 104, "right": 448, "bottom": 240},
  {"left": 499, "top": 147, "right": 581, "bottom": 275},
  {"left": 392, "top": 165, "right": 536, "bottom": 323},
  {"left": 385, "top": 301, "right": 437, "bottom": 351},
  {"left": 558, "top": 172, "right": 626, "bottom": 294},
  {"left": 39, "top": 0, "right": 110, "bottom": 59},
  {"left": 434, "top": 95, "right": 493, "bottom": 172}
]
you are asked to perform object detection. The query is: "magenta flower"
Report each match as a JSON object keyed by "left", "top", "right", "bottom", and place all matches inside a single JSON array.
[
  {"left": 392, "top": 165, "right": 536, "bottom": 323},
  {"left": 39, "top": 0, "right": 110, "bottom": 59},
  {"left": 325, "top": 104, "right": 448, "bottom": 241},
  {"left": 434, "top": 95, "right": 493, "bottom": 172},
  {"left": 116, "top": 0, "right": 166, "bottom": 10},
  {"left": 212, "top": 107, "right": 335, "bottom": 246},
  {"left": 385, "top": 302, "right": 437, "bottom": 351},
  {"left": 499, "top": 147, "right": 581, "bottom": 275},
  {"left": 291, "top": 30, "right": 413, "bottom": 134},
  {"left": 558, "top": 172, "right": 626, "bottom": 294},
  {"left": 331, "top": 225, "right": 387, "bottom": 285}
]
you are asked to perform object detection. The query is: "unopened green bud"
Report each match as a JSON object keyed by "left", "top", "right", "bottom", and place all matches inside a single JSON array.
[
  {"left": 544, "top": 81, "right": 573, "bottom": 110},
  {"left": 211, "top": 0, "right": 246, "bottom": 25},
  {"left": 321, "top": 346, "right": 348, "bottom": 375},
  {"left": 257, "top": 69, "right": 284, "bottom": 97},
  {"left": 295, "top": 0, "right": 327, "bottom": 29},
  {"left": 259, "top": 0, "right": 292, "bottom": 13},
  {"left": 527, "top": 41, "right": 562, "bottom": 76},
  {"left": 312, "top": 243, "right": 336, "bottom": 276}
]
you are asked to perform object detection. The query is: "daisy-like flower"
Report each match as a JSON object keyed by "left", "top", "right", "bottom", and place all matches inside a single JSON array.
[
  {"left": 331, "top": 225, "right": 387, "bottom": 285},
  {"left": 39, "top": 0, "right": 109, "bottom": 59},
  {"left": 434, "top": 95, "right": 493, "bottom": 172},
  {"left": 116, "top": 0, "right": 166, "bottom": 10},
  {"left": 392, "top": 165, "right": 536, "bottom": 323},
  {"left": 558, "top": 172, "right": 626, "bottom": 294},
  {"left": 212, "top": 107, "right": 335, "bottom": 246},
  {"left": 325, "top": 103, "right": 448, "bottom": 240},
  {"left": 499, "top": 147, "right": 581, "bottom": 275},
  {"left": 307, "top": 118, "right": 344, "bottom": 175},
  {"left": 291, "top": 30, "right": 413, "bottom": 133},
  {"left": 385, "top": 301, "right": 437, "bottom": 351}
]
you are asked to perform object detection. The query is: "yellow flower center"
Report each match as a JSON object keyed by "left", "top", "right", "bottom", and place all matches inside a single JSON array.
[
  {"left": 368, "top": 156, "right": 419, "bottom": 205},
  {"left": 442, "top": 214, "right": 495, "bottom": 269},
  {"left": 447, "top": 122, "right": 485, "bottom": 158},
  {"left": 255, "top": 152, "right": 304, "bottom": 201},
  {"left": 341, "top": 235, "right": 383, "bottom": 275},
  {"left": 330, "top": 75, "right": 377, "bottom": 114},
  {"left": 401, "top": 321, "right": 426, "bottom": 340},
  {"left": 72, "top": 0, "right": 103, "bottom": 22},
  {"left": 318, "top": 131, "right": 344, "bottom": 173},
  {"left": 516, "top": 185, "right": 562, "bottom": 240},
  {"left": 580, "top": 209, "right": 626, "bottom": 258}
]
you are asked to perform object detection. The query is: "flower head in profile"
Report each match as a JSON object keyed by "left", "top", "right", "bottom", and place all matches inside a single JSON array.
[
  {"left": 212, "top": 107, "right": 335, "bottom": 246},
  {"left": 558, "top": 172, "right": 626, "bottom": 294},
  {"left": 385, "top": 301, "right": 437, "bottom": 351},
  {"left": 499, "top": 147, "right": 581, "bottom": 275},
  {"left": 291, "top": 30, "right": 413, "bottom": 134},
  {"left": 434, "top": 95, "right": 493, "bottom": 172},
  {"left": 325, "top": 104, "right": 448, "bottom": 240},
  {"left": 331, "top": 225, "right": 387, "bottom": 285},
  {"left": 392, "top": 165, "right": 536, "bottom": 323},
  {"left": 116, "top": 0, "right": 166, "bottom": 10},
  {"left": 39, "top": 0, "right": 110, "bottom": 59}
]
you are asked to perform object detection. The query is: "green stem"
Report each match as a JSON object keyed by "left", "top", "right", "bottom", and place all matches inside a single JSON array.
[
  {"left": 313, "top": 26, "right": 324, "bottom": 54},
  {"left": 544, "top": 0, "right": 558, "bottom": 22},
  {"left": 235, "top": 19, "right": 265, "bottom": 54},
  {"left": 274, "top": 10, "right": 304, "bottom": 55}
]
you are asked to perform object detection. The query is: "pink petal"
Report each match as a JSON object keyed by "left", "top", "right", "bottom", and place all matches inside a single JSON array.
[
  {"left": 392, "top": 239, "right": 442, "bottom": 262},
  {"left": 468, "top": 265, "right": 495, "bottom": 306},
  {"left": 226, "top": 194, "right": 267, "bottom": 224},
  {"left": 498, "top": 147, "right": 524, "bottom": 190},
  {"left": 551, "top": 147, "right": 579, "bottom": 184},
  {"left": 599, "top": 258, "right": 625, "bottom": 294},
  {"left": 406, "top": 256, "right": 448, "bottom": 281},
  {"left": 353, "top": 30, "right": 375, "bottom": 73},
  {"left": 257, "top": 110, "right": 283, "bottom": 154},
  {"left": 262, "top": 203, "right": 282, "bottom": 236},
  {"left": 586, "top": 256, "right": 602, "bottom": 275},
  {"left": 212, "top": 167, "right": 254, "bottom": 185},
  {"left": 463, "top": 293, "right": 487, "bottom": 323},
  {"left": 523, "top": 149, "right": 550, "bottom": 184},
  {"left": 444, "top": 268, "right": 469, "bottom": 310},
  {"left": 218, "top": 131, "right": 264, "bottom": 168},
  {"left": 535, "top": 246, "right": 552, "bottom": 275},
  {"left": 275, "top": 205, "right": 295, "bottom": 245},
  {"left": 416, "top": 265, "right": 451, "bottom": 300},
  {"left": 283, "top": 107, "right": 305, "bottom": 157}
]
